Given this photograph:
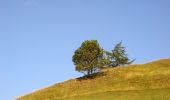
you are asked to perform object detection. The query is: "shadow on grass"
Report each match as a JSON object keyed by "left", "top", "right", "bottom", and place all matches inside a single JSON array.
[{"left": 76, "top": 72, "right": 107, "bottom": 81}]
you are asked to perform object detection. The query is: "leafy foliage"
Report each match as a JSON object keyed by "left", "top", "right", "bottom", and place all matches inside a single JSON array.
[
  {"left": 73, "top": 40, "right": 134, "bottom": 75},
  {"left": 103, "top": 42, "right": 135, "bottom": 67},
  {"left": 72, "top": 40, "right": 103, "bottom": 75}
]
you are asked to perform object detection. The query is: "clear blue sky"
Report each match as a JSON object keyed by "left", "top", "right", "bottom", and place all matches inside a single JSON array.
[{"left": 0, "top": 0, "right": 170, "bottom": 99}]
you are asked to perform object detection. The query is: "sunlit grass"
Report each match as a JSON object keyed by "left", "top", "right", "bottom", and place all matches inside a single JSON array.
[
  {"left": 61, "top": 89, "right": 170, "bottom": 100},
  {"left": 17, "top": 58, "right": 170, "bottom": 100}
]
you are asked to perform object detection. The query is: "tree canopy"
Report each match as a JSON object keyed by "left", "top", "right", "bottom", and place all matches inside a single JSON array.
[
  {"left": 72, "top": 40, "right": 134, "bottom": 76},
  {"left": 72, "top": 40, "right": 103, "bottom": 75},
  {"left": 104, "top": 42, "right": 135, "bottom": 67}
]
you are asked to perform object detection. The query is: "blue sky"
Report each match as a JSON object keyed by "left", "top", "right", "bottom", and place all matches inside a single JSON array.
[{"left": 0, "top": 0, "right": 170, "bottom": 99}]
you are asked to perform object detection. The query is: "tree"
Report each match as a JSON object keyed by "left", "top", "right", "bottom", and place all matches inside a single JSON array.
[
  {"left": 72, "top": 40, "right": 103, "bottom": 75},
  {"left": 105, "top": 42, "right": 134, "bottom": 67}
]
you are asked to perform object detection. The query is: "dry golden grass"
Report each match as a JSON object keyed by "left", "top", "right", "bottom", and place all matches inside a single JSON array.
[{"left": 17, "top": 58, "right": 170, "bottom": 100}]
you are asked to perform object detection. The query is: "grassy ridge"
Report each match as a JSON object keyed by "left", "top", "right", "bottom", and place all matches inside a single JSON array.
[{"left": 17, "top": 59, "right": 170, "bottom": 100}]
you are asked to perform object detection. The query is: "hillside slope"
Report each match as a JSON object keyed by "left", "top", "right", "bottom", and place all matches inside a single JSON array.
[{"left": 17, "top": 59, "right": 170, "bottom": 100}]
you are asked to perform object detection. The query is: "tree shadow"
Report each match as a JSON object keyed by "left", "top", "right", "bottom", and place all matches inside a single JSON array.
[{"left": 76, "top": 72, "right": 107, "bottom": 81}]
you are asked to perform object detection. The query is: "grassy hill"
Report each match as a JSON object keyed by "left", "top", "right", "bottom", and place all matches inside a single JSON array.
[{"left": 17, "top": 59, "right": 170, "bottom": 100}]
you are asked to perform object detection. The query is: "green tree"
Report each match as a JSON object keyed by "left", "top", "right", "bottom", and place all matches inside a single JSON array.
[
  {"left": 72, "top": 40, "right": 103, "bottom": 75},
  {"left": 106, "top": 42, "right": 134, "bottom": 67}
]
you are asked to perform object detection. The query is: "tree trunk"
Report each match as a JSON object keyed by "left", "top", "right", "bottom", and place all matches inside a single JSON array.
[{"left": 87, "top": 69, "right": 90, "bottom": 75}]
